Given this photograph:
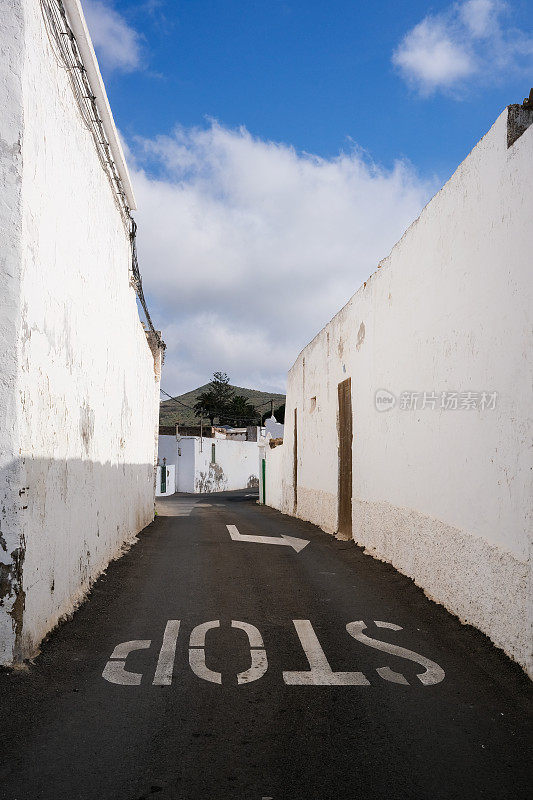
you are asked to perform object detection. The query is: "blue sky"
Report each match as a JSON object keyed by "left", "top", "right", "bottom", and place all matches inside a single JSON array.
[{"left": 83, "top": 0, "right": 533, "bottom": 393}]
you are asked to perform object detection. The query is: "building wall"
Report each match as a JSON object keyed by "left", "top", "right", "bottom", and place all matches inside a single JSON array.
[
  {"left": 175, "top": 438, "right": 195, "bottom": 494},
  {"left": 156, "top": 465, "right": 175, "bottom": 497},
  {"left": 0, "top": 1, "right": 161, "bottom": 664},
  {"left": 259, "top": 442, "right": 284, "bottom": 510},
  {"left": 273, "top": 108, "right": 533, "bottom": 676},
  {"left": 176, "top": 437, "right": 259, "bottom": 493},
  {"left": 157, "top": 434, "right": 178, "bottom": 494},
  {"left": 264, "top": 417, "right": 284, "bottom": 439},
  {"left": 194, "top": 438, "right": 259, "bottom": 493},
  {"left": 0, "top": 1, "right": 27, "bottom": 664},
  {"left": 158, "top": 434, "right": 177, "bottom": 468}
]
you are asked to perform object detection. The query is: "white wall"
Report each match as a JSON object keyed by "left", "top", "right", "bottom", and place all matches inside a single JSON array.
[
  {"left": 0, "top": 1, "right": 26, "bottom": 664},
  {"left": 158, "top": 434, "right": 177, "bottom": 466},
  {"left": 272, "top": 108, "right": 533, "bottom": 676},
  {"left": 176, "top": 437, "right": 259, "bottom": 493},
  {"left": 196, "top": 438, "right": 259, "bottom": 493},
  {"left": 176, "top": 438, "right": 196, "bottom": 493},
  {"left": 259, "top": 441, "right": 284, "bottom": 510},
  {"left": 0, "top": 1, "right": 161, "bottom": 664},
  {"left": 156, "top": 465, "right": 175, "bottom": 497},
  {"left": 264, "top": 417, "right": 284, "bottom": 439},
  {"left": 157, "top": 434, "right": 178, "bottom": 493}
]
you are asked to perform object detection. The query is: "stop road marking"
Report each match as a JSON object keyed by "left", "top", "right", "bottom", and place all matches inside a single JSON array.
[{"left": 102, "top": 619, "right": 444, "bottom": 688}]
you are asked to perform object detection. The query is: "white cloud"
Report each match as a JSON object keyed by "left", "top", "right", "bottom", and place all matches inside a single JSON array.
[
  {"left": 83, "top": 0, "right": 142, "bottom": 73},
  {"left": 393, "top": 0, "right": 533, "bottom": 96},
  {"left": 393, "top": 18, "right": 474, "bottom": 94},
  {"left": 130, "top": 123, "right": 433, "bottom": 394},
  {"left": 460, "top": 0, "right": 501, "bottom": 37}
]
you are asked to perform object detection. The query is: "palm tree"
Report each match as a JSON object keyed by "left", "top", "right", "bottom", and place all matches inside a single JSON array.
[
  {"left": 221, "top": 395, "right": 257, "bottom": 426},
  {"left": 193, "top": 390, "right": 220, "bottom": 425}
]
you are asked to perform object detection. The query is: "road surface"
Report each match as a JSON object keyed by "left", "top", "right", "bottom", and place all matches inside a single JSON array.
[{"left": 0, "top": 491, "right": 531, "bottom": 799}]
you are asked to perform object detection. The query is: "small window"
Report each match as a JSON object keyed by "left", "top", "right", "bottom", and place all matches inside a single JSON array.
[
  {"left": 310, "top": 396, "right": 317, "bottom": 412},
  {"left": 211, "top": 443, "right": 216, "bottom": 463}
]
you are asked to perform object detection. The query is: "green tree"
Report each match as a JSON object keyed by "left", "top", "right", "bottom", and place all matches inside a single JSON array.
[
  {"left": 261, "top": 403, "right": 285, "bottom": 424},
  {"left": 193, "top": 372, "right": 235, "bottom": 425},
  {"left": 193, "top": 390, "right": 218, "bottom": 425},
  {"left": 221, "top": 395, "right": 258, "bottom": 426}
]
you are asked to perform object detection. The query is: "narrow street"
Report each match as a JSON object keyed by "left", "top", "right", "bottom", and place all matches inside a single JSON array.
[{"left": 0, "top": 491, "right": 530, "bottom": 800}]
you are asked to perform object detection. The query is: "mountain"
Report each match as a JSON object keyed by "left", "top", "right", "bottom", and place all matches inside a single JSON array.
[{"left": 159, "top": 384, "right": 286, "bottom": 427}]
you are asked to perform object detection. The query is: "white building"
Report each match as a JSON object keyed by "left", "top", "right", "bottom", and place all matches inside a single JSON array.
[
  {"left": 0, "top": 1, "right": 163, "bottom": 664},
  {"left": 261, "top": 104, "right": 533, "bottom": 677},
  {"left": 264, "top": 416, "right": 284, "bottom": 439},
  {"left": 157, "top": 432, "right": 259, "bottom": 494}
]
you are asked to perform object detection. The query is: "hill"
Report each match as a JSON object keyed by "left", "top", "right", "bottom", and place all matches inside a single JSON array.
[{"left": 160, "top": 384, "right": 286, "bottom": 427}]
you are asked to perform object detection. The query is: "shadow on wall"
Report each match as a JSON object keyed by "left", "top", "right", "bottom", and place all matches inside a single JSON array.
[
  {"left": 195, "top": 462, "right": 227, "bottom": 493},
  {"left": 193, "top": 465, "right": 260, "bottom": 493},
  {"left": 0, "top": 457, "right": 156, "bottom": 665}
]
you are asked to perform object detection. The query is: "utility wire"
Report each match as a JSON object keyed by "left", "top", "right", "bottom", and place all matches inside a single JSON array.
[
  {"left": 130, "top": 219, "right": 161, "bottom": 345},
  {"left": 160, "top": 389, "right": 197, "bottom": 411},
  {"left": 160, "top": 389, "right": 282, "bottom": 413},
  {"left": 39, "top": 0, "right": 164, "bottom": 350},
  {"left": 160, "top": 388, "right": 279, "bottom": 424}
]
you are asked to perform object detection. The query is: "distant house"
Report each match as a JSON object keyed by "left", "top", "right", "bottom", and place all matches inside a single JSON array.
[{"left": 213, "top": 426, "right": 261, "bottom": 442}]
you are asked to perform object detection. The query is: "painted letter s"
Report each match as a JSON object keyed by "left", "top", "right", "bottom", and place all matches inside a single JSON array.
[{"left": 346, "top": 621, "right": 445, "bottom": 686}]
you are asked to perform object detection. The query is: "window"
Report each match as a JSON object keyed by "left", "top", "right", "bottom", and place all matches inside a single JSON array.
[
  {"left": 211, "top": 443, "right": 216, "bottom": 463},
  {"left": 310, "top": 396, "right": 317, "bottom": 412}
]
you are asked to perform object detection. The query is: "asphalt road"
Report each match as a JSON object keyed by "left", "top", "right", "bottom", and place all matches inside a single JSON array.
[{"left": 0, "top": 491, "right": 531, "bottom": 800}]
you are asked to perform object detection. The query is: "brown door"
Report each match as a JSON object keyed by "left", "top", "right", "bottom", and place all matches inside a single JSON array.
[{"left": 337, "top": 378, "right": 352, "bottom": 538}]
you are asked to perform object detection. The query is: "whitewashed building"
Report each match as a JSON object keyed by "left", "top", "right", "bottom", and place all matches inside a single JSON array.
[
  {"left": 261, "top": 104, "right": 533, "bottom": 677},
  {"left": 157, "top": 431, "right": 259, "bottom": 494},
  {"left": 264, "top": 415, "right": 284, "bottom": 439},
  {"left": 0, "top": 1, "right": 163, "bottom": 664}
]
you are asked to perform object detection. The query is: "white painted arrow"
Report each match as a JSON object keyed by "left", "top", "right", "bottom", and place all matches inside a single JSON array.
[{"left": 226, "top": 524, "right": 309, "bottom": 553}]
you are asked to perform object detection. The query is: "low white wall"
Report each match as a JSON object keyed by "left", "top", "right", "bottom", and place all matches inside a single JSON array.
[
  {"left": 0, "top": 1, "right": 161, "bottom": 664},
  {"left": 273, "top": 107, "right": 533, "bottom": 676},
  {"left": 195, "top": 438, "right": 259, "bottom": 493},
  {"left": 176, "top": 437, "right": 259, "bottom": 493},
  {"left": 156, "top": 465, "right": 175, "bottom": 497}
]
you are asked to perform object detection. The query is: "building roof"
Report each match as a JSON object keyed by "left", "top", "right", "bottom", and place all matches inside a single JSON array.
[{"left": 63, "top": 0, "right": 136, "bottom": 210}]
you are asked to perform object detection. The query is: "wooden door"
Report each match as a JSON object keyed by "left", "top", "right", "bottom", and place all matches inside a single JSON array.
[{"left": 337, "top": 378, "right": 352, "bottom": 537}]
